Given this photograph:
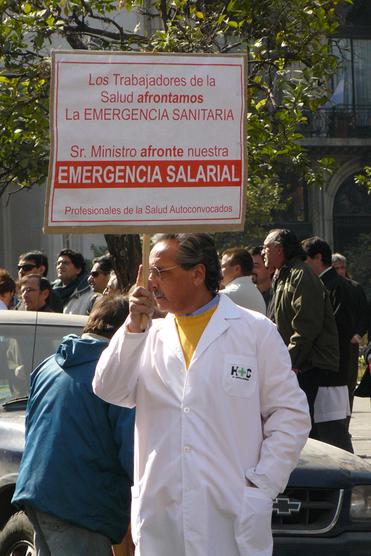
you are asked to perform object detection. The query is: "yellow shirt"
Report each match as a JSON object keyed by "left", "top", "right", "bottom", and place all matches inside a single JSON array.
[{"left": 175, "top": 305, "right": 217, "bottom": 369}]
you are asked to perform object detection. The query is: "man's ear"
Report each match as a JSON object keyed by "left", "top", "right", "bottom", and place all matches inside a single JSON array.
[
  {"left": 234, "top": 264, "right": 242, "bottom": 276},
  {"left": 41, "top": 289, "right": 50, "bottom": 303},
  {"left": 192, "top": 263, "right": 206, "bottom": 286}
]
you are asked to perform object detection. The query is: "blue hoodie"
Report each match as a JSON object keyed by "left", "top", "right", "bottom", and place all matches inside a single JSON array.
[{"left": 13, "top": 334, "right": 134, "bottom": 544}]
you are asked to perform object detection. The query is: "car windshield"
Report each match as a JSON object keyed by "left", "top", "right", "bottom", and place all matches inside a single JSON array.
[{"left": 0, "top": 320, "right": 84, "bottom": 403}]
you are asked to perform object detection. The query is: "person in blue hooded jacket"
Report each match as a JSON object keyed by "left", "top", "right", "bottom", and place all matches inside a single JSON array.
[{"left": 12, "top": 295, "right": 134, "bottom": 556}]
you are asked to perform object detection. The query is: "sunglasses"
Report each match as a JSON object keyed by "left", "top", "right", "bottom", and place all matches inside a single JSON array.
[
  {"left": 89, "top": 270, "right": 105, "bottom": 278},
  {"left": 18, "top": 264, "right": 37, "bottom": 272}
]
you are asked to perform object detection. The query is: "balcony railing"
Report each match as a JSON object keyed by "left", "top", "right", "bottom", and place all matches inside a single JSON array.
[{"left": 300, "top": 105, "right": 371, "bottom": 138}]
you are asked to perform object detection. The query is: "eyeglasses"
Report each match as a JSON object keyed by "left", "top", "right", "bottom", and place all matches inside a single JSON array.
[
  {"left": 89, "top": 271, "right": 104, "bottom": 278},
  {"left": 18, "top": 264, "right": 37, "bottom": 272},
  {"left": 148, "top": 265, "right": 179, "bottom": 279}
]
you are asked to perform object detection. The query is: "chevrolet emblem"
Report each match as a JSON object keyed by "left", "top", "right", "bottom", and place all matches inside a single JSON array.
[{"left": 272, "top": 497, "right": 301, "bottom": 515}]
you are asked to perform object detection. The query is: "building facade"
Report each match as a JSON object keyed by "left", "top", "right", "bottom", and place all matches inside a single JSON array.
[{"left": 273, "top": 1, "right": 371, "bottom": 294}]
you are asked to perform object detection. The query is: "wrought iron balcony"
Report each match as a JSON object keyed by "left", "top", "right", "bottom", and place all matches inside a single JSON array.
[{"left": 300, "top": 105, "right": 371, "bottom": 138}]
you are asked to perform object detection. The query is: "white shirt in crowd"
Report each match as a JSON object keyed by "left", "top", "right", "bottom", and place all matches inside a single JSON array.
[{"left": 221, "top": 275, "right": 266, "bottom": 314}]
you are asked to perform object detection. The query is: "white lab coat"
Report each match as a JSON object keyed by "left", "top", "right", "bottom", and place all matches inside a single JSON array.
[{"left": 93, "top": 294, "right": 310, "bottom": 556}]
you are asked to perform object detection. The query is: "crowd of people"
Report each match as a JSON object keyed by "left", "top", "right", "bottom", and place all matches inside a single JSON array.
[
  {"left": 0, "top": 249, "right": 120, "bottom": 315},
  {"left": 222, "top": 233, "right": 370, "bottom": 452},
  {"left": 0, "top": 230, "right": 370, "bottom": 556}
]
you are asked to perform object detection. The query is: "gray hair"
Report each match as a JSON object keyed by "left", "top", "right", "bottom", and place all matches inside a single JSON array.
[
  {"left": 267, "top": 229, "right": 306, "bottom": 262},
  {"left": 332, "top": 252, "right": 347, "bottom": 265},
  {"left": 153, "top": 233, "right": 222, "bottom": 295}
]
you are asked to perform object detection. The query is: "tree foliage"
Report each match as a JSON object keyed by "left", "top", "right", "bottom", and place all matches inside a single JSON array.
[
  {"left": 0, "top": 0, "right": 345, "bottom": 283},
  {"left": 355, "top": 165, "right": 371, "bottom": 192}
]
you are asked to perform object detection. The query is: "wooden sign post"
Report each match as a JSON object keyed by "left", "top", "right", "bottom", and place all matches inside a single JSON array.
[{"left": 141, "top": 234, "right": 151, "bottom": 288}]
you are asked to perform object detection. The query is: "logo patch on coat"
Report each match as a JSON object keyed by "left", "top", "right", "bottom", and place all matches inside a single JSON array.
[{"left": 230, "top": 365, "right": 252, "bottom": 381}]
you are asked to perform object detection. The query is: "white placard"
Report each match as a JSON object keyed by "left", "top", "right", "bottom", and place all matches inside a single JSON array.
[{"left": 45, "top": 51, "right": 247, "bottom": 233}]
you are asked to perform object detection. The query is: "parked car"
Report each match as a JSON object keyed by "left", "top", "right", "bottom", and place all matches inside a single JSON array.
[
  {"left": 0, "top": 311, "right": 87, "bottom": 556},
  {"left": 272, "top": 441, "right": 371, "bottom": 556},
  {"left": 0, "top": 311, "right": 371, "bottom": 556}
]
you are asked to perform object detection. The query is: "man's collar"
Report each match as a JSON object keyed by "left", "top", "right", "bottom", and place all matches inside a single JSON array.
[
  {"left": 319, "top": 266, "right": 332, "bottom": 278},
  {"left": 280, "top": 257, "right": 305, "bottom": 270},
  {"left": 228, "top": 275, "right": 253, "bottom": 284},
  {"left": 179, "top": 294, "right": 220, "bottom": 317}
]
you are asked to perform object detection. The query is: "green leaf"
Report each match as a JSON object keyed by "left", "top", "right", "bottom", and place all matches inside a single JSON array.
[{"left": 255, "top": 98, "right": 268, "bottom": 110}]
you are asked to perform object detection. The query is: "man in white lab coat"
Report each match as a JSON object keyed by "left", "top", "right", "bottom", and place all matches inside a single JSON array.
[{"left": 93, "top": 233, "right": 311, "bottom": 556}]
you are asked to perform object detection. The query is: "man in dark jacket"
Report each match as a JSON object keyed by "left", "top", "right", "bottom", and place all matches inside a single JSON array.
[
  {"left": 52, "top": 248, "right": 97, "bottom": 315},
  {"left": 332, "top": 252, "right": 369, "bottom": 409},
  {"left": 12, "top": 296, "right": 134, "bottom": 556},
  {"left": 263, "top": 229, "right": 340, "bottom": 433},
  {"left": 302, "top": 236, "right": 354, "bottom": 452}
]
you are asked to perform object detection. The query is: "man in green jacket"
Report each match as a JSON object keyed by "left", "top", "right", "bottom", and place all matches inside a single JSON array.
[{"left": 263, "top": 229, "right": 339, "bottom": 437}]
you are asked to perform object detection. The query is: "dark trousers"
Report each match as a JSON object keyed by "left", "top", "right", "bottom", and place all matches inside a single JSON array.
[
  {"left": 311, "top": 419, "right": 353, "bottom": 453},
  {"left": 297, "top": 368, "right": 353, "bottom": 453},
  {"left": 297, "top": 368, "right": 319, "bottom": 429},
  {"left": 348, "top": 344, "right": 359, "bottom": 413}
]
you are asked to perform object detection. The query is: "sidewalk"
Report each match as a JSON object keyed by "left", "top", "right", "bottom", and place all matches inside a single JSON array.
[{"left": 350, "top": 396, "right": 371, "bottom": 460}]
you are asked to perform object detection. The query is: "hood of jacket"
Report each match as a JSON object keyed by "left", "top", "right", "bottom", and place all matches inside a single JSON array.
[{"left": 55, "top": 334, "right": 108, "bottom": 369}]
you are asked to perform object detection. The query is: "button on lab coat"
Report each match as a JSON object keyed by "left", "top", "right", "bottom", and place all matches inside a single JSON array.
[{"left": 93, "top": 294, "right": 310, "bottom": 556}]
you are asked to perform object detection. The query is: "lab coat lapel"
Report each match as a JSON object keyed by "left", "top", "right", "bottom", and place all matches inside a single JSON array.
[{"left": 190, "top": 294, "right": 240, "bottom": 367}]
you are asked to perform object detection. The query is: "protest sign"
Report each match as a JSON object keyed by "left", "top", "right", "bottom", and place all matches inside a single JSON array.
[{"left": 44, "top": 50, "right": 247, "bottom": 233}]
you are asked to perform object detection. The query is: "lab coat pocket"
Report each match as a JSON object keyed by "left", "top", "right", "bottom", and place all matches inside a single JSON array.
[
  {"left": 223, "top": 355, "right": 257, "bottom": 398},
  {"left": 235, "top": 487, "right": 273, "bottom": 556},
  {"left": 130, "top": 484, "right": 141, "bottom": 545}
]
